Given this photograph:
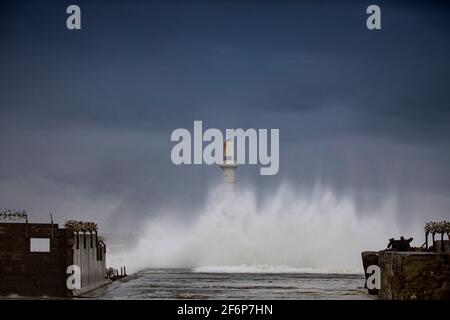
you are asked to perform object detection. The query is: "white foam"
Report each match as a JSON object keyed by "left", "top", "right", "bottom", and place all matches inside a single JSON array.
[
  {"left": 108, "top": 183, "right": 400, "bottom": 274},
  {"left": 193, "top": 265, "right": 363, "bottom": 274}
]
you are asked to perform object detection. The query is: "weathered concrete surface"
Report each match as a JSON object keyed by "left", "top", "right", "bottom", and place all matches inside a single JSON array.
[
  {"left": 0, "top": 223, "right": 68, "bottom": 297},
  {"left": 378, "top": 251, "right": 450, "bottom": 300},
  {"left": 73, "top": 279, "right": 112, "bottom": 298},
  {"left": 0, "top": 222, "right": 107, "bottom": 298},
  {"left": 361, "top": 251, "right": 379, "bottom": 295},
  {"left": 71, "top": 232, "right": 107, "bottom": 292}
]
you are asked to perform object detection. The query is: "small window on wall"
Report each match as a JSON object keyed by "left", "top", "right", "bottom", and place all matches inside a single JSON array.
[{"left": 30, "top": 238, "right": 50, "bottom": 252}]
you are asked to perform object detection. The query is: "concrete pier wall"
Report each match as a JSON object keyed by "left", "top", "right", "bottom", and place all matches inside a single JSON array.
[
  {"left": 362, "top": 250, "right": 450, "bottom": 300},
  {"left": 378, "top": 251, "right": 450, "bottom": 300},
  {"left": 0, "top": 223, "right": 68, "bottom": 297},
  {"left": 71, "top": 232, "right": 106, "bottom": 289},
  {"left": 0, "top": 222, "right": 107, "bottom": 297}
]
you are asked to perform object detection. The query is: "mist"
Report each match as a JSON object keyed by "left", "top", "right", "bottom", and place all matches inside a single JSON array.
[{"left": 107, "top": 183, "right": 420, "bottom": 273}]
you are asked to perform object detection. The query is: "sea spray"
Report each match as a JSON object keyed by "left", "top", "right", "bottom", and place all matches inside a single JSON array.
[{"left": 108, "top": 183, "right": 400, "bottom": 273}]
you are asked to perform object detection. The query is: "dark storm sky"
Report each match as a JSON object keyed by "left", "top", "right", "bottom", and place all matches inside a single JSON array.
[{"left": 0, "top": 0, "right": 449, "bottom": 231}]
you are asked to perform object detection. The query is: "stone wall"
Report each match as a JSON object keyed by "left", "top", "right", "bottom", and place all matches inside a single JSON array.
[
  {"left": 378, "top": 251, "right": 450, "bottom": 300},
  {"left": 0, "top": 222, "right": 107, "bottom": 297},
  {"left": 0, "top": 223, "right": 68, "bottom": 297}
]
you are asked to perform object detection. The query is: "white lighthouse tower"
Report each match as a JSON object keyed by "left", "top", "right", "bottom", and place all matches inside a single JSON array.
[{"left": 219, "top": 139, "right": 237, "bottom": 190}]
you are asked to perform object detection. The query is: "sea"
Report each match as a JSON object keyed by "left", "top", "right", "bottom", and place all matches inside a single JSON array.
[{"left": 98, "top": 267, "right": 374, "bottom": 300}]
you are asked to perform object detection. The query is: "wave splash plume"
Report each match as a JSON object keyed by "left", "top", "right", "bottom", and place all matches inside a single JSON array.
[{"left": 109, "top": 184, "right": 399, "bottom": 274}]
